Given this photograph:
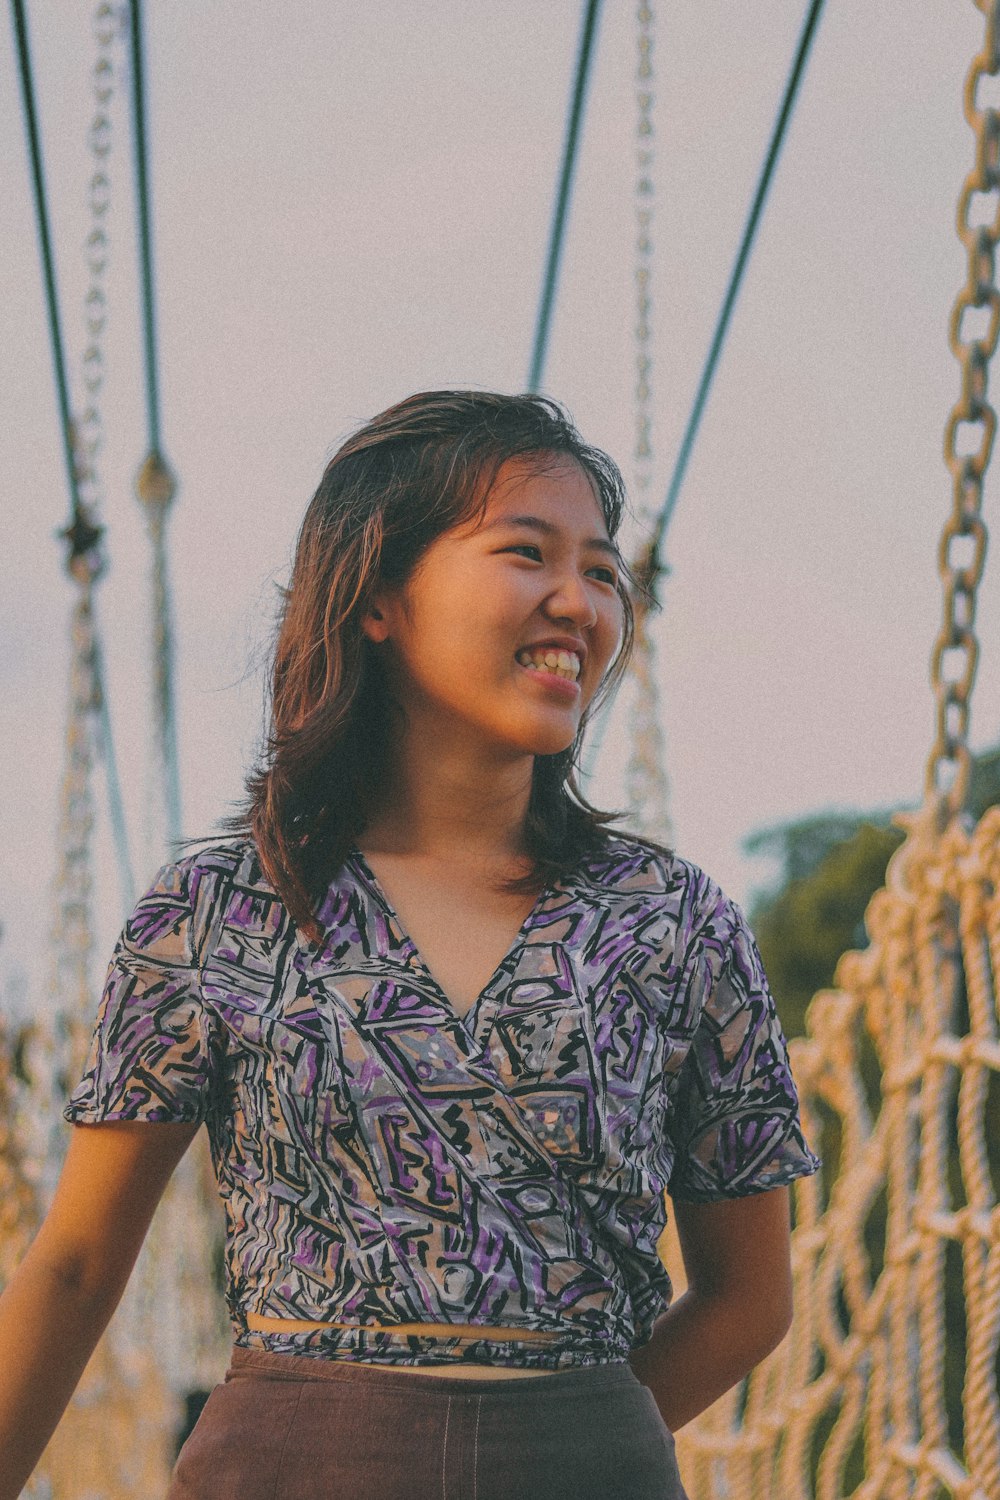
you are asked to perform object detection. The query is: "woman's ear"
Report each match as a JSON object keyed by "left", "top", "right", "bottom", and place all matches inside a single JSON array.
[{"left": 360, "top": 601, "right": 390, "bottom": 644}]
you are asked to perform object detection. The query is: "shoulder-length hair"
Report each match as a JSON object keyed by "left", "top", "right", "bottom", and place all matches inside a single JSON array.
[{"left": 204, "top": 389, "right": 651, "bottom": 943}]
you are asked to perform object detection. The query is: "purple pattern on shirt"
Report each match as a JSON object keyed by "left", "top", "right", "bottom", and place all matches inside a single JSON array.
[{"left": 65, "top": 835, "right": 818, "bottom": 1369}]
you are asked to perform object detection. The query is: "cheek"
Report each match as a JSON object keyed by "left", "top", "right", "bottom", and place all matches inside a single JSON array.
[{"left": 595, "top": 601, "right": 625, "bottom": 670}]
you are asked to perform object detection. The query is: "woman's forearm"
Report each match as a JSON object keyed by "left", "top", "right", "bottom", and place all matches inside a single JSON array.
[
  {"left": 0, "top": 1241, "right": 119, "bottom": 1500},
  {"left": 628, "top": 1287, "right": 789, "bottom": 1432},
  {"left": 0, "top": 1121, "right": 196, "bottom": 1499}
]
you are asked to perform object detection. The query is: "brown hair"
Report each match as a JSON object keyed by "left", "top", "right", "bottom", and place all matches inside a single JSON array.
[{"left": 196, "top": 390, "right": 651, "bottom": 943}]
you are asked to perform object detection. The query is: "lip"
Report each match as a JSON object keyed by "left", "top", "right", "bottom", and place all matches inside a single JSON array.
[{"left": 515, "top": 658, "right": 582, "bottom": 698}]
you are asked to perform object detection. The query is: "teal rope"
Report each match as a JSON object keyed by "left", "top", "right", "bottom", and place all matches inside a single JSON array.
[
  {"left": 582, "top": 0, "right": 826, "bottom": 788},
  {"left": 527, "top": 0, "right": 603, "bottom": 392},
  {"left": 12, "top": 0, "right": 137, "bottom": 911},
  {"left": 646, "top": 0, "right": 826, "bottom": 583},
  {"left": 11, "top": 0, "right": 82, "bottom": 517},
  {"left": 128, "top": 0, "right": 163, "bottom": 455}
]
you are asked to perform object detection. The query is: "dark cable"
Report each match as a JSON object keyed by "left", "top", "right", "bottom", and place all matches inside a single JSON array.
[
  {"left": 527, "top": 0, "right": 603, "bottom": 393},
  {"left": 127, "top": 0, "right": 184, "bottom": 844},
  {"left": 12, "top": 0, "right": 136, "bottom": 908},
  {"left": 11, "top": 0, "right": 83, "bottom": 517},
  {"left": 648, "top": 0, "right": 826, "bottom": 579},
  {"left": 128, "top": 0, "right": 162, "bottom": 454},
  {"left": 582, "top": 0, "right": 825, "bottom": 784}
]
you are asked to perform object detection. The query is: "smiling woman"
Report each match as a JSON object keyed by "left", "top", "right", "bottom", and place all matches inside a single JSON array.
[
  {"left": 359, "top": 457, "right": 623, "bottom": 764},
  {"left": 221, "top": 391, "right": 642, "bottom": 943},
  {"left": 0, "top": 391, "right": 818, "bottom": 1500}
]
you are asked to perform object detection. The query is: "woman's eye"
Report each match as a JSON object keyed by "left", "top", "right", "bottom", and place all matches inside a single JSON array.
[{"left": 509, "top": 543, "right": 617, "bottom": 582}]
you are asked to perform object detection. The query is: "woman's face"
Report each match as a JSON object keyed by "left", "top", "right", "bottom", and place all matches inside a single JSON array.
[{"left": 363, "top": 456, "right": 625, "bottom": 761}]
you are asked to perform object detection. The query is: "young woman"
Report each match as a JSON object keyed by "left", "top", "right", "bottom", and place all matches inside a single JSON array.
[{"left": 0, "top": 391, "right": 818, "bottom": 1500}]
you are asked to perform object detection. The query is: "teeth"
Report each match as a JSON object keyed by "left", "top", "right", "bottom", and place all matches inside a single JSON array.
[{"left": 516, "top": 647, "right": 581, "bottom": 681}]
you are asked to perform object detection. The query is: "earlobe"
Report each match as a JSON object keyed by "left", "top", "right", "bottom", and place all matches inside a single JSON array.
[{"left": 361, "top": 605, "right": 390, "bottom": 644}]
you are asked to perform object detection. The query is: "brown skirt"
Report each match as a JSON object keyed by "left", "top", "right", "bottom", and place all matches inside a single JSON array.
[{"left": 167, "top": 1345, "right": 689, "bottom": 1500}]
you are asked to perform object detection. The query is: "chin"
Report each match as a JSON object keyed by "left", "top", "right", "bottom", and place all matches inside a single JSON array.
[
  {"left": 483, "top": 704, "right": 582, "bottom": 758},
  {"left": 519, "top": 723, "right": 580, "bottom": 757}
]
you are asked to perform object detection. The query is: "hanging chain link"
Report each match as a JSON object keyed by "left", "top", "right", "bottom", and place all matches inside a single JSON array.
[
  {"left": 630, "top": 2, "right": 668, "bottom": 606},
  {"left": 31, "top": 585, "right": 102, "bottom": 1207},
  {"left": 624, "top": 1, "right": 673, "bottom": 845},
  {"left": 72, "top": 1, "right": 120, "bottom": 520},
  {"left": 33, "top": 0, "right": 125, "bottom": 1196},
  {"left": 633, "top": 1, "right": 656, "bottom": 533},
  {"left": 926, "top": 0, "right": 1000, "bottom": 818}
]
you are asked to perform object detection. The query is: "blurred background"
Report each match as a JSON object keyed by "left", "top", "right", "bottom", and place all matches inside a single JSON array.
[
  {"left": 2, "top": 0, "right": 997, "bottom": 1018},
  {"left": 4, "top": 5, "right": 1000, "bottom": 1490}
]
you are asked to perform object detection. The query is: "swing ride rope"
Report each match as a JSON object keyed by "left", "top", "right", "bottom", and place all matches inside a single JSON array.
[
  {"left": 581, "top": 0, "right": 827, "bottom": 800},
  {"left": 10, "top": 0, "right": 134, "bottom": 916},
  {"left": 10, "top": 5, "right": 225, "bottom": 1487},
  {"left": 80, "top": 4, "right": 136, "bottom": 915},
  {"left": 12, "top": 0, "right": 183, "bottom": 883},
  {"left": 640, "top": 0, "right": 826, "bottom": 593},
  {"left": 665, "top": 3, "right": 1000, "bottom": 1495},
  {"left": 123, "top": 0, "right": 227, "bottom": 1403},
  {"left": 11, "top": 0, "right": 130, "bottom": 1166},
  {"left": 526, "top": 0, "right": 602, "bottom": 395},
  {"left": 621, "top": 0, "right": 672, "bottom": 846},
  {"left": 7, "top": 10, "right": 183, "bottom": 1491},
  {"left": 128, "top": 0, "right": 182, "bottom": 853}
]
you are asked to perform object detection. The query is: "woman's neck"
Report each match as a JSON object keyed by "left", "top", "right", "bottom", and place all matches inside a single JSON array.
[{"left": 361, "top": 736, "right": 535, "bottom": 867}]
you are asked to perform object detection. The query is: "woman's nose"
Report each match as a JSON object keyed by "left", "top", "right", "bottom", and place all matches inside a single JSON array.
[{"left": 544, "top": 572, "right": 598, "bottom": 628}]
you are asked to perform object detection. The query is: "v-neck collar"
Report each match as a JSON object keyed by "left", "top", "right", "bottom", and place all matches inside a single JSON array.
[{"left": 348, "top": 845, "right": 556, "bottom": 1038}]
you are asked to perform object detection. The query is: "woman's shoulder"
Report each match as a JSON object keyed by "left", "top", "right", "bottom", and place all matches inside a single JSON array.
[
  {"left": 121, "top": 836, "right": 288, "bottom": 965},
  {"left": 577, "top": 829, "right": 732, "bottom": 914},
  {"left": 575, "top": 833, "right": 766, "bottom": 997},
  {"left": 136, "top": 835, "right": 273, "bottom": 921},
  {"left": 151, "top": 833, "right": 265, "bottom": 881}
]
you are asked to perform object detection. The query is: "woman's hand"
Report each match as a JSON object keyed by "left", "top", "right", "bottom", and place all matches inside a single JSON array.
[
  {"left": 0, "top": 1118, "right": 198, "bottom": 1500},
  {"left": 628, "top": 1186, "right": 793, "bottom": 1432}
]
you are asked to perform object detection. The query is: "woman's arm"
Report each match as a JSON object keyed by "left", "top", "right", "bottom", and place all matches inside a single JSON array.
[
  {"left": 628, "top": 1185, "right": 793, "bottom": 1431},
  {"left": 0, "top": 1118, "right": 199, "bottom": 1500}
]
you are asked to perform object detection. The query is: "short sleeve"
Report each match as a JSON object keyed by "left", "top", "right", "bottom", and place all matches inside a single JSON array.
[
  {"left": 64, "top": 858, "right": 215, "bottom": 1126},
  {"left": 668, "top": 898, "right": 820, "bottom": 1201}
]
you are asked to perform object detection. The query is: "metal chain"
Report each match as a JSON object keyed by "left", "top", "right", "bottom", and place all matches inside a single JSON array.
[
  {"left": 623, "top": 607, "right": 673, "bottom": 844},
  {"left": 623, "top": 1, "right": 672, "bottom": 845},
  {"left": 30, "top": 1, "right": 124, "bottom": 1184},
  {"left": 68, "top": 2, "right": 136, "bottom": 910},
  {"left": 30, "top": 579, "right": 103, "bottom": 1207},
  {"left": 633, "top": 1, "right": 655, "bottom": 529},
  {"left": 578, "top": 2, "right": 665, "bottom": 798},
  {"left": 73, "top": 1, "right": 120, "bottom": 514},
  {"left": 926, "top": 0, "right": 999, "bottom": 818}
]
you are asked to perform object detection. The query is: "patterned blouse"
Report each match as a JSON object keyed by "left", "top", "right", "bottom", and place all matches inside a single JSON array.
[{"left": 65, "top": 835, "right": 819, "bottom": 1370}]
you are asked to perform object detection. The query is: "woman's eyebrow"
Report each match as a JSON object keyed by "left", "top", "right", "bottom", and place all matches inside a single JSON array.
[{"left": 481, "top": 513, "right": 619, "bottom": 558}]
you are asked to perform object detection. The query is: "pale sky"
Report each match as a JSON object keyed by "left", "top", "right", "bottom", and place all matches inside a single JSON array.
[{"left": 2, "top": 3, "right": 998, "bottom": 1017}]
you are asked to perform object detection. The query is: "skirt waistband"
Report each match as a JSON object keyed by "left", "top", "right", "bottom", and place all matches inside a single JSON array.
[{"left": 227, "top": 1343, "right": 638, "bottom": 1397}]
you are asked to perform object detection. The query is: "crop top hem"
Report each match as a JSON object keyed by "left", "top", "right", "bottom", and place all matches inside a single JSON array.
[
  {"left": 63, "top": 1103, "right": 206, "bottom": 1127},
  {"left": 235, "top": 1323, "right": 635, "bottom": 1371}
]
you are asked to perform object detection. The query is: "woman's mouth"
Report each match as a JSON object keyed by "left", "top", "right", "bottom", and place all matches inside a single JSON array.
[{"left": 515, "top": 647, "right": 582, "bottom": 694}]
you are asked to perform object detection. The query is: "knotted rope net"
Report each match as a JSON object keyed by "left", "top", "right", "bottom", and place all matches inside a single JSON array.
[{"left": 665, "top": 803, "right": 1000, "bottom": 1499}]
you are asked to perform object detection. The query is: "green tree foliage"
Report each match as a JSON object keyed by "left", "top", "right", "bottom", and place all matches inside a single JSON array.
[
  {"left": 744, "top": 745, "right": 1000, "bottom": 1041},
  {"left": 746, "top": 819, "right": 904, "bottom": 1040}
]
